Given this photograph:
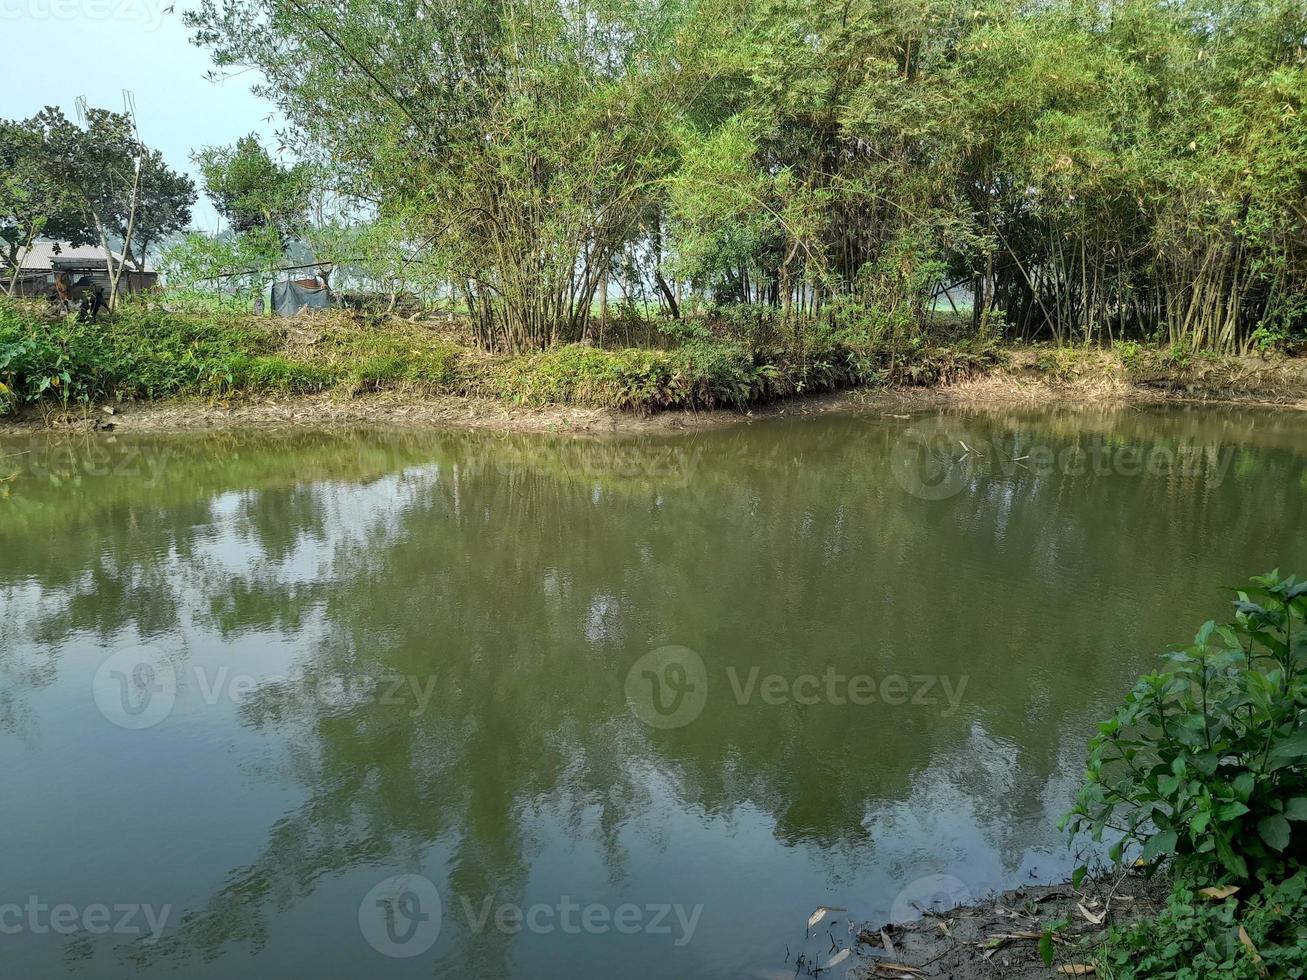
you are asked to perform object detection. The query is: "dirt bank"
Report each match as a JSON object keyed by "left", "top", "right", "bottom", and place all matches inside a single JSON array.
[
  {"left": 842, "top": 870, "right": 1168, "bottom": 979},
  {"left": 2, "top": 347, "right": 1303, "bottom": 436}
]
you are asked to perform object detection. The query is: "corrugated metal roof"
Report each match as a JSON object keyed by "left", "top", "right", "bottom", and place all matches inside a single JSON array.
[{"left": 10, "top": 241, "right": 151, "bottom": 273}]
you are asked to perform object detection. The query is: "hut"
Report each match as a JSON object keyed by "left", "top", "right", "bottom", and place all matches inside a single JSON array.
[{"left": 3, "top": 242, "right": 158, "bottom": 299}]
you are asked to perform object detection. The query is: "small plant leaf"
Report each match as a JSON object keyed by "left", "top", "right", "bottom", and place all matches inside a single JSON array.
[
  {"left": 1265, "top": 731, "right": 1307, "bottom": 773},
  {"left": 1257, "top": 814, "right": 1291, "bottom": 851},
  {"left": 1141, "top": 829, "right": 1178, "bottom": 862},
  {"left": 1039, "top": 929, "right": 1055, "bottom": 967}
]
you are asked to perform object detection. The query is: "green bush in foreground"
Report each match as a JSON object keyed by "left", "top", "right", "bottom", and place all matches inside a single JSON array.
[
  {"left": 1064, "top": 571, "right": 1307, "bottom": 884},
  {"left": 0, "top": 300, "right": 288, "bottom": 410},
  {"left": 1063, "top": 571, "right": 1307, "bottom": 977},
  {"left": 0, "top": 301, "right": 112, "bottom": 410},
  {"left": 0, "top": 300, "right": 472, "bottom": 412}
]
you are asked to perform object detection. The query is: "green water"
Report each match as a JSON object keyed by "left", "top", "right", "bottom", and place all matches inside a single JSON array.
[{"left": 2, "top": 405, "right": 1305, "bottom": 979}]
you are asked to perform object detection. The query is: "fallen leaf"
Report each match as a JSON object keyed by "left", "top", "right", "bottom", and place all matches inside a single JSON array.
[
  {"left": 1076, "top": 903, "right": 1107, "bottom": 925},
  {"left": 806, "top": 906, "right": 847, "bottom": 930},
  {"left": 1238, "top": 925, "right": 1268, "bottom": 978},
  {"left": 881, "top": 928, "right": 896, "bottom": 956},
  {"left": 824, "top": 948, "right": 851, "bottom": 969},
  {"left": 1059, "top": 966, "right": 1096, "bottom": 976},
  {"left": 1198, "top": 885, "right": 1240, "bottom": 900}
]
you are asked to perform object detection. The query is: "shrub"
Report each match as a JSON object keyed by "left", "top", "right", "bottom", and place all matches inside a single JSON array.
[
  {"left": 1093, "top": 871, "right": 1307, "bottom": 979},
  {"left": 1062, "top": 571, "right": 1307, "bottom": 885},
  {"left": 490, "top": 340, "right": 811, "bottom": 412},
  {"left": 97, "top": 304, "right": 278, "bottom": 398},
  {"left": 667, "top": 339, "right": 760, "bottom": 407},
  {"left": 0, "top": 301, "right": 112, "bottom": 410},
  {"left": 0, "top": 298, "right": 462, "bottom": 407}
]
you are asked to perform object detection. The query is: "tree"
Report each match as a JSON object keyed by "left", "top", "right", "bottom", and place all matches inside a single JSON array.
[
  {"left": 194, "top": 135, "right": 312, "bottom": 245},
  {"left": 187, "top": 0, "right": 741, "bottom": 351},
  {"left": 185, "top": 0, "right": 1305, "bottom": 352},
  {"left": 159, "top": 225, "right": 287, "bottom": 294},
  {"left": 0, "top": 114, "right": 93, "bottom": 295},
  {"left": 33, "top": 104, "right": 195, "bottom": 304}
]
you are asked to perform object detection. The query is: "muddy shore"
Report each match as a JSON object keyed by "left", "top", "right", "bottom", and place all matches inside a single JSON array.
[{"left": 834, "top": 870, "right": 1168, "bottom": 979}]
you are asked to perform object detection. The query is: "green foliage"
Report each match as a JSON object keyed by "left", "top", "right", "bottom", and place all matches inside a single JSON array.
[
  {"left": 491, "top": 346, "right": 680, "bottom": 412},
  {"left": 27, "top": 105, "right": 195, "bottom": 275},
  {"left": 160, "top": 226, "right": 286, "bottom": 293},
  {"left": 1063, "top": 571, "right": 1307, "bottom": 885},
  {"left": 483, "top": 336, "right": 874, "bottom": 412},
  {"left": 0, "top": 301, "right": 108, "bottom": 410},
  {"left": 1113, "top": 340, "right": 1144, "bottom": 364},
  {"left": 205, "top": 353, "right": 334, "bottom": 396},
  {"left": 1094, "top": 872, "right": 1307, "bottom": 979},
  {"left": 0, "top": 297, "right": 474, "bottom": 412},
  {"left": 0, "top": 114, "right": 90, "bottom": 281},
  {"left": 194, "top": 135, "right": 312, "bottom": 244},
  {"left": 180, "top": 0, "right": 1305, "bottom": 354},
  {"left": 314, "top": 325, "right": 461, "bottom": 395}
]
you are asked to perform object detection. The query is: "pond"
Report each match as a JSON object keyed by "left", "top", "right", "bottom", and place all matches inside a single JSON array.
[{"left": 2, "top": 405, "right": 1305, "bottom": 978}]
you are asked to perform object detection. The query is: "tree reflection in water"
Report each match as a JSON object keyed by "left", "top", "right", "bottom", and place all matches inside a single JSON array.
[{"left": 1, "top": 406, "right": 1304, "bottom": 978}]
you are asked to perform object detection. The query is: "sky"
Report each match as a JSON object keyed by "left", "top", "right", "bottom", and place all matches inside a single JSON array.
[{"left": 0, "top": 0, "right": 283, "bottom": 231}]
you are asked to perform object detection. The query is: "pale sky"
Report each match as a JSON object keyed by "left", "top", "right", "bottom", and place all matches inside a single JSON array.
[{"left": 0, "top": 0, "right": 283, "bottom": 231}]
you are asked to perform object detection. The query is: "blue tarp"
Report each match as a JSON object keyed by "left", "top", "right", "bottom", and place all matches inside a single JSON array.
[{"left": 258, "top": 280, "right": 333, "bottom": 316}]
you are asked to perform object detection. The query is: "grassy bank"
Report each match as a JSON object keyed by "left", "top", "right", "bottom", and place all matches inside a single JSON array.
[
  {"left": 2, "top": 298, "right": 1303, "bottom": 423},
  {"left": 0, "top": 298, "right": 1005, "bottom": 418}
]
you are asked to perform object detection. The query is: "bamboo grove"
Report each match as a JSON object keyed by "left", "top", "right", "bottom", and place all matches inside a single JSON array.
[{"left": 186, "top": 0, "right": 1307, "bottom": 353}]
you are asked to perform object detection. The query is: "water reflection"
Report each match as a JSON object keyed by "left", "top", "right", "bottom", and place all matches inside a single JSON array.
[{"left": 1, "top": 405, "right": 1304, "bottom": 978}]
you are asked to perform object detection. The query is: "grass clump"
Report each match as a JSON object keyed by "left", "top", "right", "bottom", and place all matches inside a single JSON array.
[
  {"left": 306, "top": 322, "right": 462, "bottom": 395},
  {"left": 489, "top": 346, "right": 679, "bottom": 411},
  {"left": 484, "top": 340, "right": 849, "bottom": 412}
]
